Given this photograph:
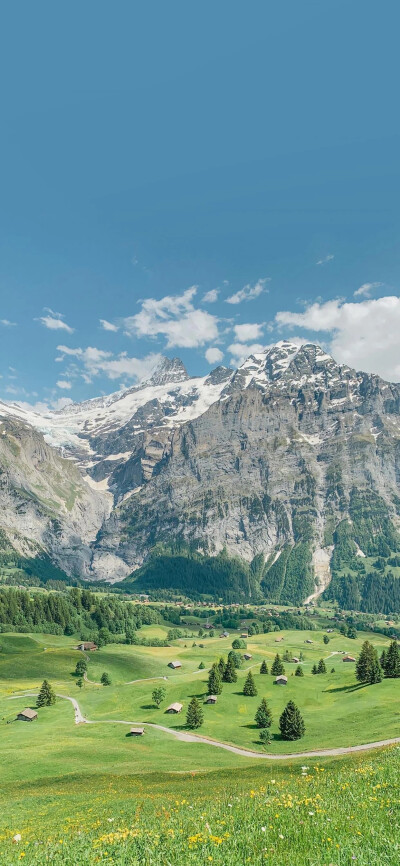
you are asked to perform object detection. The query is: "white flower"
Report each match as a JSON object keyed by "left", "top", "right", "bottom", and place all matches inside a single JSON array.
[
  {"left": 107, "top": 818, "right": 114, "bottom": 823},
  {"left": 279, "top": 833, "right": 284, "bottom": 839},
  {"left": 228, "top": 803, "right": 232, "bottom": 808},
  {"left": 271, "top": 779, "right": 276, "bottom": 784},
  {"left": 12, "top": 834, "right": 21, "bottom": 843},
  {"left": 308, "top": 811, "right": 314, "bottom": 816},
  {"left": 261, "top": 827, "right": 266, "bottom": 832},
  {"left": 301, "top": 766, "right": 309, "bottom": 771}
]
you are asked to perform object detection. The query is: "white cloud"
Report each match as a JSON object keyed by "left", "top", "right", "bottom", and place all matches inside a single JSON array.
[
  {"left": 202, "top": 288, "right": 219, "bottom": 304},
  {"left": 56, "top": 380, "right": 72, "bottom": 390},
  {"left": 226, "top": 278, "right": 270, "bottom": 305},
  {"left": 228, "top": 342, "right": 265, "bottom": 366},
  {"left": 233, "top": 322, "right": 263, "bottom": 342},
  {"left": 205, "top": 347, "right": 224, "bottom": 364},
  {"left": 316, "top": 254, "right": 334, "bottom": 266},
  {"left": 123, "top": 287, "right": 219, "bottom": 348},
  {"left": 37, "top": 311, "right": 74, "bottom": 334},
  {"left": 100, "top": 319, "right": 119, "bottom": 332},
  {"left": 0, "top": 319, "right": 16, "bottom": 327},
  {"left": 353, "top": 282, "right": 383, "bottom": 298},
  {"left": 56, "top": 344, "right": 163, "bottom": 383},
  {"left": 275, "top": 295, "right": 400, "bottom": 381}
]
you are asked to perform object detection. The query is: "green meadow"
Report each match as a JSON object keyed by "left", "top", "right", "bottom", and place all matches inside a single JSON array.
[{"left": 1, "top": 624, "right": 400, "bottom": 863}]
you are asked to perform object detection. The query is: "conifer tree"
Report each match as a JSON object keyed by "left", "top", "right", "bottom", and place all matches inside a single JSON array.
[
  {"left": 295, "top": 665, "right": 304, "bottom": 677},
  {"left": 217, "top": 657, "right": 225, "bottom": 677},
  {"left": 260, "top": 659, "right": 268, "bottom": 674},
  {"left": 243, "top": 670, "right": 258, "bottom": 696},
  {"left": 208, "top": 664, "right": 223, "bottom": 695},
  {"left": 222, "top": 656, "right": 237, "bottom": 683},
  {"left": 100, "top": 672, "right": 111, "bottom": 686},
  {"left": 356, "top": 641, "right": 382, "bottom": 684},
  {"left": 228, "top": 650, "right": 242, "bottom": 669},
  {"left": 317, "top": 658, "right": 326, "bottom": 674},
  {"left": 254, "top": 698, "right": 272, "bottom": 729},
  {"left": 186, "top": 697, "right": 204, "bottom": 729},
  {"left": 37, "top": 679, "right": 56, "bottom": 707},
  {"left": 271, "top": 654, "right": 285, "bottom": 676},
  {"left": 279, "top": 700, "right": 305, "bottom": 740},
  {"left": 380, "top": 649, "right": 387, "bottom": 673},
  {"left": 384, "top": 641, "right": 400, "bottom": 678},
  {"left": 311, "top": 663, "right": 318, "bottom": 675}
]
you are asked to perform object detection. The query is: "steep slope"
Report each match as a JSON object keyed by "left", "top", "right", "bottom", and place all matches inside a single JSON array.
[{"left": 93, "top": 343, "right": 400, "bottom": 602}]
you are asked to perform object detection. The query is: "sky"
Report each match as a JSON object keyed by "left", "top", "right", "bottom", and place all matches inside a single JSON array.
[{"left": 1, "top": 0, "right": 400, "bottom": 410}]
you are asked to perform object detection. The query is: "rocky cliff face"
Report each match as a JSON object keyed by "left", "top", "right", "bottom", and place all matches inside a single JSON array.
[{"left": 2, "top": 342, "right": 400, "bottom": 600}]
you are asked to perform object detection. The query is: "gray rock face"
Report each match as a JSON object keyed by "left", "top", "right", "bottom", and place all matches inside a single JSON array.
[{"left": 3, "top": 341, "right": 400, "bottom": 595}]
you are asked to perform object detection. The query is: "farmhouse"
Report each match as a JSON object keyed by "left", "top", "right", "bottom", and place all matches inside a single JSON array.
[
  {"left": 77, "top": 641, "right": 98, "bottom": 651},
  {"left": 305, "top": 639, "right": 313, "bottom": 644},
  {"left": 205, "top": 695, "right": 217, "bottom": 704},
  {"left": 243, "top": 653, "right": 252, "bottom": 660},
  {"left": 291, "top": 657, "right": 300, "bottom": 663},
  {"left": 343, "top": 655, "right": 356, "bottom": 662},
  {"left": 220, "top": 631, "right": 229, "bottom": 638},
  {"left": 17, "top": 708, "right": 38, "bottom": 721},
  {"left": 241, "top": 633, "right": 248, "bottom": 638},
  {"left": 275, "top": 675, "right": 288, "bottom": 685},
  {"left": 129, "top": 727, "right": 144, "bottom": 736},
  {"left": 168, "top": 661, "right": 182, "bottom": 669},
  {"left": 166, "top": 702, "right": 183, "bottom": 714}
]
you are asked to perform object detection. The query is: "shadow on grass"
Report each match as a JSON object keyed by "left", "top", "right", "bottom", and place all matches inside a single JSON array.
[
  {"left": 140, "top": 704, "right": 157, "bottom": 710},
  {"left": 324, "top": 683, "right": 367, "bottom": 694}
]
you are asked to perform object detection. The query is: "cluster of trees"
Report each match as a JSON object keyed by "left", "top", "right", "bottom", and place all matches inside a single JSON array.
[
  {"left": 312, "top": 659, "right": 327, "bottom": 675},
  {"left": 380, "top": 641, "right": 400, "bottom": 678},
  {"left": 207, "top": 653, "right": 242, "bottom": 694},
  {"left": 356, "top": 641, "right": 382, "bottom": 684},
  {"left": 0, "top": 586, "right": 162, "bottom": 643}
]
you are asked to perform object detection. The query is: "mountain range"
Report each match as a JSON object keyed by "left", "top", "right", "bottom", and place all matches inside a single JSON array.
[{"left": 2, "top": 341, "right": 400, "bottom": 608}]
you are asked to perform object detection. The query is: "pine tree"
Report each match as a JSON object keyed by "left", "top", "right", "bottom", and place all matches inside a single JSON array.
[
  {"left": 323, "top": 635, "right": 330, "bottom": 645},
  {"left": 37, "top": 680, "right": 56, "bottom": 707},
  {"left": 222, "top": 657, "right": 237, "bottom": 683},
  {"left": 260, "top": 659, "right": 268, "bottom": 674},
  {"left": 279, "top": 700, "right": 305, "bottom": 741},
  {"left": 76, "top": 677, "right": 83, "bottom": 689},
  {"left": 317, "top": 658, "right": 326, "bottom": 674},
  {"left": 254, "top": 698, "right": 272, "bottom": 729},
  {"left": 75, "top": 659, "right": 87, "bottom": 676},
  {"left": 217, "top": 657, "right": 225, "bottom": 677},
  {"left": 385, "top": 641, "right": 400, "bottom": 678},
  {"left": 311, "top": 664, "right": 318, "bottom": 675},
  {"left": 259, "top": 727, "right": 271, "bottom": 746},
  {"left": 198, "top": 661, "right": 205, "bottom": 670},
  {"left": 356, "top": 641, "right": 382, "bottom": 684},
  {"left": 380, "top": 649, "right": 387, "bottom": 674},
  {"left": 243, "top": 670, "right": 258, "bottom": 696},
  {"left": 228, "top": 650, "right": 242, "bottom": 669},
  {"left": 295, "top": 665, "right": 304, "bottom": 677},
  {"left": 100, "top": 672, "right": 111, "bottom": 686},
  {"left": 208, "top": 664, "right": 223, "bottom": 695},
  {"left": 186, "top": 697, "right": 204, "bottom": 729},
  {"left": 271, "top": 654, "right": 285, "bottom": 676}
]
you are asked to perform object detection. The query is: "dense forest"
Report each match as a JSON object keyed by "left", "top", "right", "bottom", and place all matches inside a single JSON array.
[{"left": 0, "top": 586, "right": 162, "bottom": 643}]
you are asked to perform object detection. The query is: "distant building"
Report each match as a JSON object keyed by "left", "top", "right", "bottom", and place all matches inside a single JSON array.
[
  {"left": 342, "top": 655, "right": 356, "bottom": 662},
  {"left": 129, "top": 727, "right": 145, "bottom": 736},
  {"left": 205, "top": 695, "right": 217, "bottom": 704},
  {"left": 305, "top": 639, "right": 313, "bottom": 644},
  {"left": 17, "top": 708, "right": 38, "bottom": 721},
  {"left": 220, "top": 632, "right": 229, "bottom": 638},
  {"left": 291, "top": 657, "right": 300, "bottom": 663},
  {"left": 243, "top": 653, "right": 252, "bottom": 660},
  {"left": 275, "top": 675, "right": 288, "bottom": 685},
  {"left": 241, "top": 633, "right": 248, "bottom": 638},
  {"left": 166, "top": 702, "right": 183, "bottom": 714},
  {"left": 77, "top": 642, "right": 98, "bottom": 651},
  {"left": 168, "top": 661, "right": 182, "bottom": 669}
]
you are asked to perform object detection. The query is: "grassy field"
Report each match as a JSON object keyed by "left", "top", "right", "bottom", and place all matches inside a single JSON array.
[{"left": 1, "top": 624, "right": 400, "bottom": 863}]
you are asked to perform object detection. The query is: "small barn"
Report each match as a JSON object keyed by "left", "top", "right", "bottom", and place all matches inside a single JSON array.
[
  {"left": 243, "top": 653, "right": 252, "bottom": 660},
  {"left": 275, "top": 675, "right": 288, "bottom": 685},
  {"left": 305, "top": 639, "right": 313, "bottom": 644},
  {"left": 168, "top": 661, "right": 182, "bottom": 669},
  {"left": 343, "top": 655, "right": 356, "bottom": 662},
  {"left": 166, "top": 702, "right": 183, "bottom": 714},
  {"left": 220, "top": 631, "right": 229, "bottom": 638},
  {"left": 241, "top": 633, "right": 248, "bottom": 638},
  {"left": 17, "top": 708, "right": 38, "bottom": 722},
  {"left": 78, "top": 641, "right": 98, "bottom": 651},
  {"left": 129, "top": 727, "right": 145, "bottom": 736},
  {"left": 291, "top": 657, "right": 300, "bottom": 663},
  {"left": 205, "top": 695, "right": 217, "bottom": 704}
]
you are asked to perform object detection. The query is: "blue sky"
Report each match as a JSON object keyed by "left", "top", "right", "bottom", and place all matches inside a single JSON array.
[{"left": 1, "top": 1, "right": 400, "bottom": 408}]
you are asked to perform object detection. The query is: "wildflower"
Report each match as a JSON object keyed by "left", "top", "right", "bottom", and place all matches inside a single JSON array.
[
  {"left": 228, "top": 803, "right": 232, "bottom": 807},
  {"left": 261, "top": 827, "right": 266, "bottom": 832},
  {"left": 12, "top": 835, "right": 22, "bottom": 844},
  {"left": 308, "top": 812, "right": 314, "bottom": 816},
  {"left": 279, "top": 834, "right": 284, "bottom": 839}
]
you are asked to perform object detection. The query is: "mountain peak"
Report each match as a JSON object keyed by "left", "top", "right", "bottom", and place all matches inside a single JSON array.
[{"left": 146, "top": 356, "right": 189, "bottom": 387}]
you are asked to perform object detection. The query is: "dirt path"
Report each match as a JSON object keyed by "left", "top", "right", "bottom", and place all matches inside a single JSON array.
[{"left": 8, "top": 693, "right": 400, "bottom": 760}]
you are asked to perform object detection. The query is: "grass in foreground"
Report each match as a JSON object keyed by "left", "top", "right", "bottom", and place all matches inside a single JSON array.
[{"left": 0, "top": 747, "right": 399, "bottom": 864}]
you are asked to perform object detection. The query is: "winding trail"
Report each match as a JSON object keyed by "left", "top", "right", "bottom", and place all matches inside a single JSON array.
[{"left": 7, "top": 693, "right": 400, "bottom": 761}]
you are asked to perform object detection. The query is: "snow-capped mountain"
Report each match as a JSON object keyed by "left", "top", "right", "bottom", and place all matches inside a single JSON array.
[{"left": 2, "top": 341, "right": 400, "bottom": 601}]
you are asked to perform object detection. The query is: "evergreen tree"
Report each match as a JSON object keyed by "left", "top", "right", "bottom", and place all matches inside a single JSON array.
[
  {"left": 356, "top": 641, "right": 382, "bottom": 684},
  {"left": 217, "top": 657, "right": 226, "bottom": 677},
  {"left": 271, "top": 654, "right": 285, "bottom": 676},
  {"left": 295, "top": 665, "right": 304, "bottom": 677},
  {"left": 228, "top": 650, "right": 242, "bottom": 669},
  {"left": 347, "top": 626, "right": 357, "bottom": 639},
  {"left": 222, "top": 657, "right": 237, "bottom": 682},
  {"left": 76, "top": 677, "right": 83, "bottom": 689},
  {"left": 259, "top": 727, "right": 271, "bottom": 746},
  {"left": 208, "top": 664, "right": 223, "bottom": 695},
  {"left": 100, "top": 672, "right": 111, "bottom": 686},
  {"left": 317, "top": 658, "right": 326, "bottom": 674},
  {"left": 186, "top": 697, "right": 204, "bottom": 729},
  {"left": 260, "top": 659, "right": 268, "bottom": 674},
  {"left": 198, "top": 661, "right": 205, "bottom": 670},
  {"left": 279, "top": 700, "right": 305, "bottom": 740},
  {"left": 385, "top": 641, "right": 400, "bottom": 678},
  {"left": 311, "top": 663, "right": 318, "bottom": 675},
  {"left": 330, "top": 667, "right": 335, "bottom": 673},
  {"left": 380, "top": 649, "right": 387, "bottom": 673},
  {"left": 37, "top": 679, "right": 56, "bottom": 707},
  {"left": 323, "top": 635, "right": 330, "bottom": 645},
  {"left": 254, "top": 698, "right": 272, "bottom": 729},
  {"left": 75, "top": 659, "right": 87, "bottom": 677},
  {"left": 243, "top": 670, "right": 257, "bottom": 696}
]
